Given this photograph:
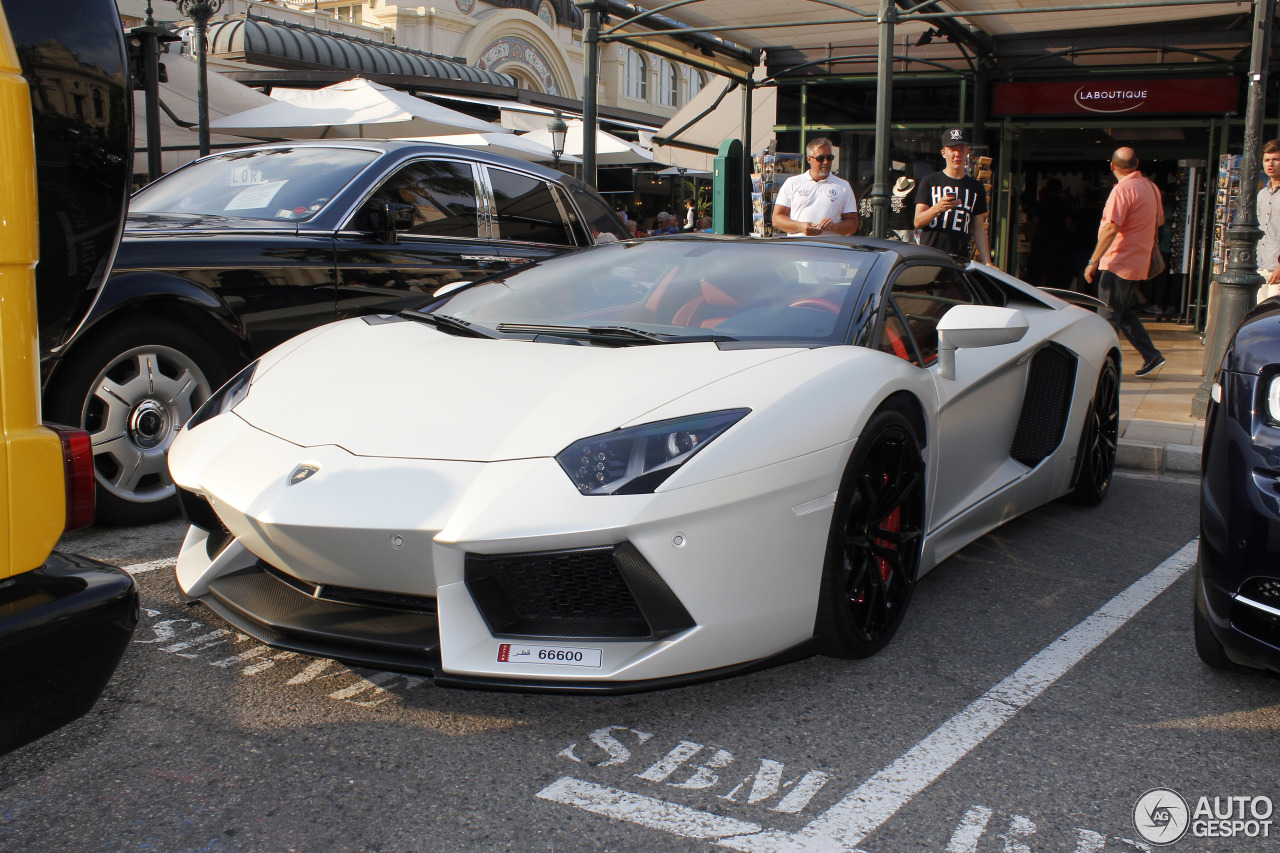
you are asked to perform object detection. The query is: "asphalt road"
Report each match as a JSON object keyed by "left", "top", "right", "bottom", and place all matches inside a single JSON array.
[{"left": 3, "top": 473, "right": 1276, "bottom": 853}]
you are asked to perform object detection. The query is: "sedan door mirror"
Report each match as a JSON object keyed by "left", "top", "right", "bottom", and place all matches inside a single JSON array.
[
  {"left": 367, "top": 202, "right": 416, "bottom": 244},
  {"left": 936, "top": 305, "right": 1029, "bottom": 380}
]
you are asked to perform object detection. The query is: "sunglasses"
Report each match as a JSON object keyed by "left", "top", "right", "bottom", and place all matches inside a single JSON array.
[{"left": 809, "top": 154, "right": 835, "bottom": 162}]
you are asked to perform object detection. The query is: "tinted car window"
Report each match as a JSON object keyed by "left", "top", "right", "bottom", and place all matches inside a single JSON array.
[
  {"left": 361, "top": 160, "right": 481, "bottom": 238},
  {"left": 567, "top": 182, "right": 629, "bottom": 241},
  {"left": 487, "top": 168, "right": 573, "bottom": 245},
  {"left": 131, "top": 147, "right": 379, "bottom": 221},
  {"left": 884, "top": 265, "right": 975, "bottom": 364}
]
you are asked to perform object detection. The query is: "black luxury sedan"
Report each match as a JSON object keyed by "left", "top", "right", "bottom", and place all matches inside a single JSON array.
[
  {"left": 1198, "top": 296, "right": 1280, "bottom": 674},
  {"left": 38, "top": 141, "right": 627, "bottom": 525}
]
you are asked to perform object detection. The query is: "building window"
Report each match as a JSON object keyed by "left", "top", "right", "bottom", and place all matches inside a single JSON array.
[
  {"left": 657, "top": 60, "right": 679, "bottom": 107},
  {"left": 624, "top": 48, "right": 647, "bottom": 101},
  {"left": 323, "top": 4, "right": 362, "bottom": 23},
  {"left": 687, "top": 69, "right": 707, "bottom": 101}
]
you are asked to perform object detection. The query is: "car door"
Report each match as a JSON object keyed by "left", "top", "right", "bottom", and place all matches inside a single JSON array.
[
  {"left": 333, "top": 158, "right": 504, "bottom": 318},
  {"left": 480, "top": 166, "right": 586, "bottom": 270},
  {"left": 876, "top": 263, "right": 1037, "bottom": 532}
]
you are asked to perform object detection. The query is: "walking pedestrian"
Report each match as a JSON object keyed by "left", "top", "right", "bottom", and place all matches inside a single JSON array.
[
  {"left": 914, "top": 128, "right": 993, "bottom": 265},
  {"left": 1084, "top": 147, "right": 1165, "bottom": 377},
  {"left": 771, "top": 138, "right": 859, "bottom": 237},
  {"left": 1257, "top": 139, "right": 1280, "bottom": 303}
]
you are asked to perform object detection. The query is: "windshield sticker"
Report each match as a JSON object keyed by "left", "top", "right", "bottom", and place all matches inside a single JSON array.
[
  {"left": 229, "top": 165, "right": 267, "bottom": 185},
  {"left": 225, "top": 180, "right": 286, "bottom": 211}
]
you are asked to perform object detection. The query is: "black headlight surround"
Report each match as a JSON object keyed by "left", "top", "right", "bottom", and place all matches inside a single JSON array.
[{"left": 186, "top": 359, "right": 259, "bottom": 431}]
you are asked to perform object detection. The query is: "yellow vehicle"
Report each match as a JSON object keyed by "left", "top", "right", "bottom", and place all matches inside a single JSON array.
[{"left": 0, "top": 0, "right": 137, "bottom": 754}]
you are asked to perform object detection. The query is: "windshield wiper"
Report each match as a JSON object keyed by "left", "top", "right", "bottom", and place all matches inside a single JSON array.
[
  {"left": 400, "top": 309, "right": 505, "bottom": 339},
  {"left": 495, "top": 323, "right": 735, "bottom": 344}
]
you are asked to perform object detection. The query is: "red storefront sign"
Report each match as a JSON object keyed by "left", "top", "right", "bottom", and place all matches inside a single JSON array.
[{"left": 992, "top": 77, "right": 1238, "bottom": 116}]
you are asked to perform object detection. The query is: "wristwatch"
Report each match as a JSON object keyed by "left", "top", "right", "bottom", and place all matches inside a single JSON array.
[{"left": 1086, "top": 261, "right": 1098, "bottom": 267}]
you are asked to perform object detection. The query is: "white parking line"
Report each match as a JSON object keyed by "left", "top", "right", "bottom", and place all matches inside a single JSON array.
[
  {"left": 539, "top": 538, "right": 1200, "bottom": 852},
  {"left": 120, "top": 557, "right": 177, "bottom": 576}
]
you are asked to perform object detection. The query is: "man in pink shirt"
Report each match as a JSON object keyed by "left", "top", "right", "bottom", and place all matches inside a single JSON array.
[{"left": 1084, "top": 147, "right": 1165, "bottom": 376}]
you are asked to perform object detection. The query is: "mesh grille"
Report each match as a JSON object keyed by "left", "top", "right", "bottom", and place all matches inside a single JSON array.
[
  {"left": 465, "top": 547, "right": 652, "bottom": 640},
  {"left": 1010, "top": 344, "right": 1077, "bottom": 467}
]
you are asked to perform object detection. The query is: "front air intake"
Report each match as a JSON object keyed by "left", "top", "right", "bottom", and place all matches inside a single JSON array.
[
  {"left": 465, "top": 543, "right": 695, "bottom": 641},
  {"left": 1232, "top": 577, "right": 1280, "bottom": 647}
]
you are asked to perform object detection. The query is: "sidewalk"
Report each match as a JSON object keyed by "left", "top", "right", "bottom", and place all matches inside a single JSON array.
[{"left": 1114, "top": 319, "right": 1206, "bottom": 477}]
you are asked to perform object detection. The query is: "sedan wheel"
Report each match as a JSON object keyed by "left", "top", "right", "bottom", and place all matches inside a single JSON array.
[
  {"left": 1193, "top": 547, "right": 1251, "bottom": 672},
  {"left": 1070, "top": 356, "right": 1119, "bottom": 505},
  {"left": 817, "top": 408, "right": 925, "bottom": 659},
  {"left": 49, "top": 320, "right": 229, "bottom": 525}
]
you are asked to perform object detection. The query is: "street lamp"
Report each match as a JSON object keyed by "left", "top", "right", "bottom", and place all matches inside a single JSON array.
[
  {"left": 547, "top": 110, "right": 568, "bottom": 170},
  {"left": 167, "top": 0, "right": 223, "bottom": 158}
]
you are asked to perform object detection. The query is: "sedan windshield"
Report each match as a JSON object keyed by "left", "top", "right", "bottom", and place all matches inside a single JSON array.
[
  {"left": 130, "top": 147, "right": 380, "bottom": 222},
  {"left": 427, "top": 238, "right": 877, "bottom": 344}
]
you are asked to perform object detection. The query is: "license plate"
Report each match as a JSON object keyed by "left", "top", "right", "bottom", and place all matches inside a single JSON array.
[{"left": 497, "top": 643, "right": 602, "bottom": 668}]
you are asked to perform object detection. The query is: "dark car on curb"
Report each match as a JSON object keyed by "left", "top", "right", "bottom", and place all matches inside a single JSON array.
[
  {"left": 38, "top": 140, "right": 627, "bottom": 525},
  {"left": 1197, "top": 296, "right": 1280, "bottom": 674}
]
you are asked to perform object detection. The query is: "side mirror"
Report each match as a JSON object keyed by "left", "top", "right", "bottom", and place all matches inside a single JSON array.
[
  {"left": 936, "top": 305, "right": 1029, "bottom": 380},
  {"left": 367, "top": 202, "right": 415, "bottom": 244}
]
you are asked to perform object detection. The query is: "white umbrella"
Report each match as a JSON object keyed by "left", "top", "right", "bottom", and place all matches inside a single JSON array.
[
  {"left": 401, "top": 132, "right": 581, "bottom": 164},
  {"left": 209, "top": 78, "right": 507, "bottom": 139},
  {"left": 134, "top": 54, "right": 275, "bottom": 174},
  {"left": 523, "top": 119, "right": 653, "bottom": 166},
  {"left": 650, "top": 79, "right": 778, "bottom": 172}
]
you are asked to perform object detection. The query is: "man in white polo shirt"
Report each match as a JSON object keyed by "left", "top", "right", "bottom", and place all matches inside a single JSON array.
[{"left": 771, "top": 138, "right": 859, "bottom": 237}]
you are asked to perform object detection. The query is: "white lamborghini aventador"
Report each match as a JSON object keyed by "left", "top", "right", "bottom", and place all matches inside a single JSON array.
[{"left": 168, "top": 235, "right": 1121, "bottom": 692}]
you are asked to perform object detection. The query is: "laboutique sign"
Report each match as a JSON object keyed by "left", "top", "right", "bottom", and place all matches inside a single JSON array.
[{"left": 992, "top": 77, "right": 1238, "bottom": 116}]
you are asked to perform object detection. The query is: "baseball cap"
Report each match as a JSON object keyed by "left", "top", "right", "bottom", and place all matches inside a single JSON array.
[{"left": 942, "top": 127, "right": 971, "bottom": 147}]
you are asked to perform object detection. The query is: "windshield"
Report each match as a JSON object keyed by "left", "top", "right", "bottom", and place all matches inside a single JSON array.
[
  {"left": 130, "top": 147, "right": 380, "bottom": 222},
  {"left": 428, "top": 239, "right": 877, "bottom": 344}
]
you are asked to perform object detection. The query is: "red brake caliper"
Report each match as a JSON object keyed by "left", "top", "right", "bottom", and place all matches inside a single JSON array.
[{"left": 853, "top": 472, "right": 900, "bottom": 604}]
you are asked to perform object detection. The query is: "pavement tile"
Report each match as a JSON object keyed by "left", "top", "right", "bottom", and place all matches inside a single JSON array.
[{"left": 1114, "top": 320, "right": 1206, "bottom": 477}]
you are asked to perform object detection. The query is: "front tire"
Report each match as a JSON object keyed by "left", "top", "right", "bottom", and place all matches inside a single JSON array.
[
  {"left": 816, "top": 408, "right": 926, "bottom": 659},
  {"left": 48, "top": 318, "right": 231, "bottom": 525},
  {"left": 1070, "top": 356, "right": 1119, "bottom": 506},
  {"left": 1194, "top": 550, "right": 1251, "bottom": 672}
]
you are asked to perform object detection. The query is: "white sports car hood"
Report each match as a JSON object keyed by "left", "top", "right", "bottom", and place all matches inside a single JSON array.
[{"left": 231, "top": 317, "right": 801, "bottom": 461}]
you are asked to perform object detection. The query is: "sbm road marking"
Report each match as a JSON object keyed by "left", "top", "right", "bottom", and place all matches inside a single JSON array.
[{"left": 538, "top": 539, "right": 1199, "bottom": 851}]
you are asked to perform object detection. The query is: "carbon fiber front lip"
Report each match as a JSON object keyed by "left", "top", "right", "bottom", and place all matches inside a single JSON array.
[{"left": 183, "top": 562, "right": 818, "bottom": 693}]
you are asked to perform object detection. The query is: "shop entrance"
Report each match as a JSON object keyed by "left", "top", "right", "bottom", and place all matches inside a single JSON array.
[{"left": 1000, "top": 121, "right": 1220, "bottom": 326}]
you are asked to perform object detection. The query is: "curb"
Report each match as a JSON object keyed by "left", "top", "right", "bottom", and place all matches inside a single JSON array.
[{"left": 1116, "top": 438, "right": 1201, "bottom": 477}]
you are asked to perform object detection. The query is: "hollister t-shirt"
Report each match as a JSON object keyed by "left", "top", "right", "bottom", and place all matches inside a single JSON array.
[{"left": 915, "top": 171, "right": 988, "bottom": 256}]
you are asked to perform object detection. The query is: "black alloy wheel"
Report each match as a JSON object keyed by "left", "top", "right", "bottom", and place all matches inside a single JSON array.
[
  {"left": 816, "top": 407, "right": 925, "bottom": 659},
  {"left": 1070, "top": 356, "right": 1119, "bottom": 506}
]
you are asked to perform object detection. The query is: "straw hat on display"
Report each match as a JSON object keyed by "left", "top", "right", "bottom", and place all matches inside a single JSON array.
[{"left": 892, "top": 176, "right": 916, "bottom": 197}]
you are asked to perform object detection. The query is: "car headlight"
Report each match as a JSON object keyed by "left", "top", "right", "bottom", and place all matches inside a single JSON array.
[
  {"left": 557, "top": 409, "right": 749, "bottom": 495},
  {"left": 185, "top": 360, "right": 258, "bottom": 431},
  {"left": 1269, "top": 375, "right": 1280, "bottom": 422}
]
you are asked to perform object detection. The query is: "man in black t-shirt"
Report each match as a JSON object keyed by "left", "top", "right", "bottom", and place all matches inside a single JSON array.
[{"left": 914, "top": 128, "right": 993, "bottom": 265}]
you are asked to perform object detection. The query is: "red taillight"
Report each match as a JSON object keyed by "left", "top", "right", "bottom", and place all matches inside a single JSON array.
[{"left": 47, "top": 424, "right": 95, "bottom": 531}]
